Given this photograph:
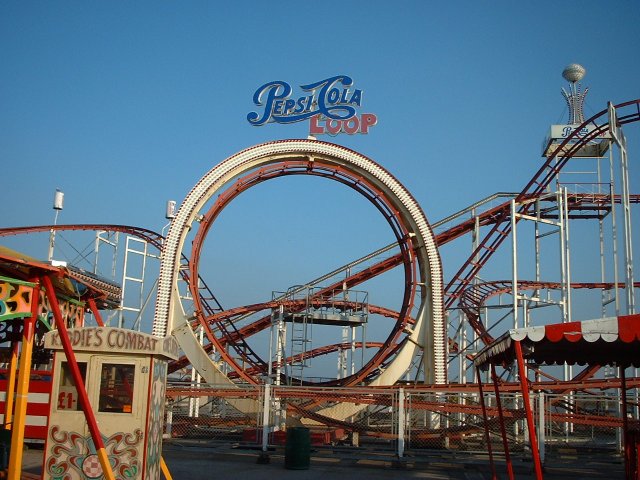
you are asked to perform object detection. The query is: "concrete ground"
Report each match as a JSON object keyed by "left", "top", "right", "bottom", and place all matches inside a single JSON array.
[
  {"left": 161, "top": 441, "right": 627, "bottom": 480},
  {"left": 17, "top": 440, "right": 626, "bottom": 479}
]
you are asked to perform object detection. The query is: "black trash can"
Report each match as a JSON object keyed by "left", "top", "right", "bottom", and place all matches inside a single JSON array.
[{"left": 285, "top": 427, "right": 310, "bottom": 470}]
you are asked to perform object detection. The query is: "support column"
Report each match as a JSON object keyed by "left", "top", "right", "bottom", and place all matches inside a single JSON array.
[
  {"left": 397, "top": 387, "right": 405, "bottom": 458},
  {"left": 7, "top": 280, "right": 39, "bottom": 480},
  {"left": 514, "top": 341, "right": 543, "bottom": 480},
  {"left": 87, "top": 298, "right": 105, "bottom": 327},
  {"left": 257, "top": 383, "right": 271, "bottom": 464},
  {"left": 610, "top": 103, "right": 635, "bottom": 315},
  {"left": 538, "top": 391, "right": 546, "bottom": 464},
  {"left": 476, "top": 366, "right": 498, "bottom": 480},
  {"left": 511, "top": 200, "right": 519, "bottom": 329},
  {"left": 3, "top": 323, "right": 20, "bottom": 429},
  {"left": 620, "top": 366, "right": 632, "bottom": 480},
  {"left": 491, "top": 364, "right": 514, "bottom": 480},
  {"left": 164, "top": 402, "right": 173, "bottom": 439}
]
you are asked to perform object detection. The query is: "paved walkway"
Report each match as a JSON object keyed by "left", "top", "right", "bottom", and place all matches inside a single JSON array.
[
  {"left": 161, "top": 441, "right": 626, "bottom": 480},
  {"left": 18, "top": 441, "right": 626, "bottom": 479},
  {"left": 163, "top": 442, "right": 490, "bottom": 479}
]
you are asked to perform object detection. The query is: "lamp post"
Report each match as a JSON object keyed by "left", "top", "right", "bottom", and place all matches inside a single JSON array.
[
  {"left": 161, "top": 200, "right": 176, "bottom": 240},
  {"left": 47, "top": 189, "right": 64, "bottom": 262}
]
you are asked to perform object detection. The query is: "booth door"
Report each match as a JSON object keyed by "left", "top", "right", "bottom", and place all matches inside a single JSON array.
[
  {"left": 90, "top": 356, "right": 148, "bottom": 431},
  {"left": 89, "top": 356, "right": 150, "bottom": 478}
]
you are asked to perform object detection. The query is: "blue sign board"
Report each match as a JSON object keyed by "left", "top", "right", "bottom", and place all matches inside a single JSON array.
[{"left": 247, "top": 75, "right": 377, "bottom": 135}]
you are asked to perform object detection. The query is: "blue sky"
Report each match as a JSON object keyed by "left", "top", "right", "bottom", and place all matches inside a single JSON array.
[{"left": 1, "top": 2, "right": 639, "bottom": 369}]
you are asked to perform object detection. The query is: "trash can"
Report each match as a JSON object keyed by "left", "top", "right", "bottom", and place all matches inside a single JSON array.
[{"left": 284, "top": 427, "right": 310, "bottom": 470}]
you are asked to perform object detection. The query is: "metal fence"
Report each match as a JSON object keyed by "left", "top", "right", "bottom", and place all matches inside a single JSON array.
[
  {"left": 540, "top": 392, "right": 620, "bottom": 455},
  {"left": 164, "top": 383, "right": 626, "bottom": 461}
]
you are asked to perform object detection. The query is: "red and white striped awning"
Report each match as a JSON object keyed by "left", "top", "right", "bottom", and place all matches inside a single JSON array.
[{"left": 473, "top": 314, "right": 640, "bottom": 368}]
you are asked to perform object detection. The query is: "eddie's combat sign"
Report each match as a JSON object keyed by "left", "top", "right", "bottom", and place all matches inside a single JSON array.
[
  {"left": 44, "top": 327, "right": 180, "bottom": 359},
  {"left": 247, "top": 75, "right": 377, "bottom": 135}
]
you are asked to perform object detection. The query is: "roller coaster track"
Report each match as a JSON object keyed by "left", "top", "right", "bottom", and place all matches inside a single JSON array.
[
  {"left": 0, "top": 222, "right": 407, "bottom": 382},
  {"left": 459, "top": 280, "right": 640, "bottom": 345},
  {"left": 0, "top": 223, "right": 224, "bottom": 316},
  {"left": 203, "top": 101, "right": 639, "bottom": 388},
  {"left": 182, "top": 158, "right": 420, "bottom": 386},
  {"left": 3, "top": 185, "right": 635, "bottom": 344},
  {"left": 153, "top": 141, "right": 449, "bottom": 390},
  {"left": 213, "top": 302, "right": 401, "bottom": 348},
  {"left": 226, "top": 342, "right": 386, "bottom": 379},
  {"left": 3, "top": 192, "right": 636, "bottom": 383},
  {"left": 444, "top": 99, "right": 640, "bottom": 313},
  {"left": 197, "top": 192, "right": 639, "bottom": 349},
  {"left": 0, "top": 224, "right": 164, "bottom": 248},
  {"left": 182, "top": 189, "right": 638, "bottom": 381},
  {"left": 2, "top": 100, "right": 638, "bottom": 388},
  {"left": 0, "top": 144, "right": 433, "bottom": 389},
  {"left": 166, "top": 376, "right": 640, "bottom": 438},
  {"left": 172, "top": 191, "right": 526, "bottom": 380},
  {"left": 169, "top": 298, "right": 400, "bottom": 374}
]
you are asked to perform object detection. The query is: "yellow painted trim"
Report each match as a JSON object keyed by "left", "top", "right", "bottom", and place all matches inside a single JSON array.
[
  {"left": 3, "top": 345, "right": 18, "bottom": 428},
  {"left": 97, "top": 448, "right": 116, "bottom": 480},
  {"left": 160, "top": 456, "right": 173, "bottom": 480}
]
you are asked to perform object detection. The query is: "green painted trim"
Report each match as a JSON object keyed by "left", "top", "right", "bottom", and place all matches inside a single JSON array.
[
  {"left": 37, "top": 313, "right": 53, "bottom": 331},
  {"left": 0, "top": 312, "right": 32, "bottom": 322},
  {"left": 0, "top": 275, "right": 36, "bottom": 288},
  {"left": 58, "top": 294, "right": 85, "bottom": 307}
]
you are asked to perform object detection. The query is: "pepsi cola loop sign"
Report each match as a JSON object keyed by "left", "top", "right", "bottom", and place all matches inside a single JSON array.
[{"left": 247, "top": 75, "right": 377, "bottom": 135}]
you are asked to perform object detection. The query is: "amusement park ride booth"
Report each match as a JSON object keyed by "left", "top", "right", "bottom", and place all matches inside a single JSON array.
[{"left": 42, "top": 327, "right": 179, "bottom": 479}]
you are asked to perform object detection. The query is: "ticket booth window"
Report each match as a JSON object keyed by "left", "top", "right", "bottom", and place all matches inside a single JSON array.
[
  {"left": 57, "top": 361, "right": 88, "bottom": 411},
  {"left": 98, "top": 363, "right": 135, "bottom": 414}
]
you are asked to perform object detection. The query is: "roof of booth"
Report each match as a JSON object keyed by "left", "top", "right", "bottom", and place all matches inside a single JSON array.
[
  {"left": 0, "top": 244, "right": 121, "bottom": 309},
  {"left": 473, "top": 314, "right": 640, "bottom": 369}
]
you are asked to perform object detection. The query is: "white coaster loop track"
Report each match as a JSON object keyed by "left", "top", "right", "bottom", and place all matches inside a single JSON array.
[{"left": 153, "top": 140, "right": 445, "bottom": 387}]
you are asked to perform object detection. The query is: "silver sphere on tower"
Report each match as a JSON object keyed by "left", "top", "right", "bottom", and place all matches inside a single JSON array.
[
  {"left": 562, "top": 63, "right": 586, "bottom": 84},
  {"left": 561, "top": 63, "right": 588, "bottom": 124}
]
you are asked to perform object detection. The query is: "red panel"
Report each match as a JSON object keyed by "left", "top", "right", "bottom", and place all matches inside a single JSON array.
[
  {"left": 0, "top": 370, "right": 52, "bottom": 441},
  {"left": 24, "top": 425, "right": 48, "bottom": 441},
  {"left": 545, "top": 321, "right": 583, "bottom": 342},
  {"left": 618, "top": 314, "right": 640, "bottom": 343},
  {"left": 0, "top": 403, "right": 49, "bottom": 417}
]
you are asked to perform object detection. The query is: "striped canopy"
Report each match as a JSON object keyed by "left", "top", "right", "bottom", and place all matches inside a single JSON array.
[{"left": 473, "top": 314, "right": 640, "bottom": 368}]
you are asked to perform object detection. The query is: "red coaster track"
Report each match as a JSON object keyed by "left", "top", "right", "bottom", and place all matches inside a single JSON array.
[{"left": 1, "top": 99, "right": 638, "bottom": 388}]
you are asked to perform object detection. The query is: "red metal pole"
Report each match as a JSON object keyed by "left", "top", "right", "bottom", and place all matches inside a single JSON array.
[
  {"left": 87, "top": 297, "right": 105, "bottom": 327},
  {"left": 476, "top": 366, "right": 498, "bottom": 480},
  {"left": 491, "top": 363, "right": 514, "bottom": 480},
  {"left": 41, "top": 275, "right": 116, "bottom": 480},
  {"left": 514, "top": 340, "right": 544, "bottom": 480}
]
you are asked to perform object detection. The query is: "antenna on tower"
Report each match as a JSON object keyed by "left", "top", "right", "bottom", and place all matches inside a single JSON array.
[{"left": 561, "top": 63, "right": 588, "bottom": 125}]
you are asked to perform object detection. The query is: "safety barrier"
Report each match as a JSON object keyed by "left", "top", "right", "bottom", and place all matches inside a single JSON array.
[{"left": 164, "top": 383, "right": 630, "bottom": 461}]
